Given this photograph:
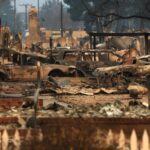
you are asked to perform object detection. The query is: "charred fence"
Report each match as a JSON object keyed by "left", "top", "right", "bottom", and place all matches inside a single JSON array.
[
  {"left": 0, "top": 128, "right": 149, "bottom": 150},
  {"left": 0, "top": 118, "right": 150, "bottom": 150}
]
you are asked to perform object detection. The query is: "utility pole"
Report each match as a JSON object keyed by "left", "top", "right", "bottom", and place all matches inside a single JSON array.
[
  {"left": 20, "top": 4, "right": 31, "bottom": 30},
  {"left": 37, "top": 0, "right": 40, "bottom": 27},
  {"left": 60, "top": 1, "right": 63, "bottom": 37},
  {"left": 13, "top": 0, "right": 16, "bottom": 33},
  {"left": 37, "top": 0, "right": 40, "bottom": 17}
]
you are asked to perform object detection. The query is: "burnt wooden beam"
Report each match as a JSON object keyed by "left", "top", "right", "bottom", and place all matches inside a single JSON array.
[
  {"left": 94, "top": 64, "right": 150, "bottom": 77},
  {"left": 145, "top": 34, "right": 149, "bottom": 54},
  {"left": 90, "top": 35, "right": 92, "bottom": 49},
  {"left": 93, "top": 51, "right": 96, "bottom": 61},
  {"left": 88, "top": 32, "right": 150, "bottom": 56},
  {"left": 93, "top": 35, "right": 96, "bottom": 49}
]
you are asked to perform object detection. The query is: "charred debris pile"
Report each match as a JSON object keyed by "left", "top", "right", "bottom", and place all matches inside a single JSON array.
[
  {"left": 1, "top": 45, "right": 150, "bottom": 97},
  {"left": 1, "top": 23, "right": 150, "bottom": 118}
]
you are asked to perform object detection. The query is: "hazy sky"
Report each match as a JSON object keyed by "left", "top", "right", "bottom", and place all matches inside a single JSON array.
[{"left": 16, "top": 0, "right": 47, "bottom": 12}]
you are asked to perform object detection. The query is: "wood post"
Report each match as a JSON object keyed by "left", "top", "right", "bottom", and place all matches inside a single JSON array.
[
  {"left": 37, "top": 61, "right": 41, "bottom": 88},
  {"left": 146, "top": 74, "right": 150, "bottom": 109},
  {"left": 145, "top": 34, "right": 149, "bottom": 55},
  {"left": 93, "top": 35, "right": 96, "bottom": 49},
  {"left": 90, "top": 35, "right": 92, "bottom": 49}
]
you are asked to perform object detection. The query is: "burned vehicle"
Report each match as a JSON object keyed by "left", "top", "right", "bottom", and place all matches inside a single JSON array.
[
  {"left": 0, "top": 48, "right": 77, "bottom": 81},
  {"left": 50, "top": 49, "right": 100, "bottom": 77},
  {"left": 0, "top": 48, "right": 51, "bottom": 65},
  {"left": 51, "top": 49, "right": 136, "bottom": 77},
  {"left": 0, "top": 64, "right": 76, "bottom": 81}
]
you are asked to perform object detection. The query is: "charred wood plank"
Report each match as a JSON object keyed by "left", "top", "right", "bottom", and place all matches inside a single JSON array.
[{"left": 93, "top": 64, "right": 150, "bottom": 77}]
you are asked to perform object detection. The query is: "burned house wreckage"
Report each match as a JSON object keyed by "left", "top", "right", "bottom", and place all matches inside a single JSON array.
[{"left": 1, "top": 6, "right": 150, "bottom": 150}]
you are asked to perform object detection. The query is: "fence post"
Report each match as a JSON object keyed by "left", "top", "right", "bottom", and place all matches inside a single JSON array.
[
  {"left": 13, "top": 129, "right": 21, "bottom": 150},
  {"left": 130, "top": 129, "right": 138, "bottom": 150},
  {"left": 25, "top": 129, "right": 32, "bottom": 142},
  {"left": 142, "top": 129, "right": 149, "bottom": 150},
  {"left": 106, "top": 129, "right": 113, "bottom": 145},
  {"left": 2, "top": 129, "right": 9, "bottom": 150},
  {"left": 118, "top": 130, "right": 126, "bottom": 150},
  {"left": 37, "top": 129, "right": 43, "bottom": 142}
]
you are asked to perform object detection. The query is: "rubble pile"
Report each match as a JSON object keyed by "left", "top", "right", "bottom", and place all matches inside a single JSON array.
[
  {"left": 0, "top": 11, "right": 150, "bottom": 127},
  {"left": 1, "top": 4, "right": 150, "bottom": 149},
  {"left": 40, "top": 101, "right": 150, "bottom": 118},
  {"left": 0, "top": 100, "right": 149, "bottom": 120}
]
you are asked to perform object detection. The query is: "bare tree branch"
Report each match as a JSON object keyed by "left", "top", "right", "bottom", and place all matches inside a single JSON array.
[{"left": 80, "top": 0, "right": 150, "bottom": 27}]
